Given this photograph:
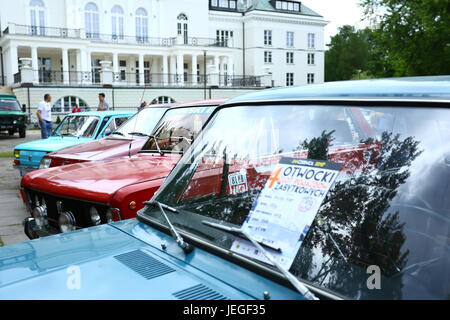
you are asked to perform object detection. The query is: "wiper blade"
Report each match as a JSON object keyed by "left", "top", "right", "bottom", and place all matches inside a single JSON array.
[
  {"left": 202, "top": 220, "right": 282, "bottom": 252},
  {"left": 149, "top": 135, "right": 164, "bottom": 156},
  {"left": 128, "top": 132, "right": 149, "bottom": 137},
  {"left": 147, "top": 201, "right": 194, "bottom": 254},
  {"left": 112, "top": 131, "right": 125, "bottom": 136},
  {"left": 202, "top": 220, "right": 319, "bottom": 300}
]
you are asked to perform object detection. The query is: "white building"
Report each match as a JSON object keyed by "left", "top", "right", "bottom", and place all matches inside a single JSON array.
[{"left": 0, "top": 0, "right": 327, "bottom": 121}]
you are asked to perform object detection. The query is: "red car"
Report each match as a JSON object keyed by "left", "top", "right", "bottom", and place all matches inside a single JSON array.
[
  {"left": 21, "top": 100, "right": 225, "bottom": 239},
  {"left": 38, "top": 104, "right": 171, "bottom": 169}
]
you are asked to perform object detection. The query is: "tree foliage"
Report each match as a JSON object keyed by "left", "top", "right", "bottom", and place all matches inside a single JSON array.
[{"left": 326, "top": 0, "right": 450, "bottom": 80}]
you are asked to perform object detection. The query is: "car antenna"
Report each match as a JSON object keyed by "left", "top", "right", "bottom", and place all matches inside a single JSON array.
[{"left": 128, "top": 60, "right": 154, "bottom": 158}]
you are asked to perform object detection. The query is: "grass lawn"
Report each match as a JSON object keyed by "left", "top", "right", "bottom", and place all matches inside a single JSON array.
[
  {"left": 0, "top": 236, "right": 3, "bottom": 247},
  {"left": 0, "top": 152, "right": 13, "bottom": 158}
]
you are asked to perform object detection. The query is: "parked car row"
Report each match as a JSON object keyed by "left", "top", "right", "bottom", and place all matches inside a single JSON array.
[{"left": 1, "top": 76, "right": 449, "bottom": 300}]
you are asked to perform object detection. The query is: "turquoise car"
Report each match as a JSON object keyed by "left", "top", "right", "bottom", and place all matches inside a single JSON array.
[
  {"left": 2, "top": 77, "right": 449, "bottom": 300},
  {"left": 13, "top": 111, "right": 134, "bottom": 175}
]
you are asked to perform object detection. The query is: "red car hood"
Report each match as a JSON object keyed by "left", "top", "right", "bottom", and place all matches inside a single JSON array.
[
  {"left": 46, "top": 136, "right": 147, "bottom": 162},
  {"left": 22, "top": 153, "right": 181, "bottom": 204}
]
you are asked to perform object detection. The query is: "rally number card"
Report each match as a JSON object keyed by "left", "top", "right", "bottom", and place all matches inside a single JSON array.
[{"left": 231, "top": 157, "right": 342, "bottom": 269}]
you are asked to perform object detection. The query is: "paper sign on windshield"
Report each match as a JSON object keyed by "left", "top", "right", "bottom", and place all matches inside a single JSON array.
[{"left": 231, "top": 157, "right": 342, "bottom": 269}]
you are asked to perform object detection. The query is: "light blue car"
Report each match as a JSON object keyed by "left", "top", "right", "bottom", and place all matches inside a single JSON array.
[{"left": 13, "top": 111, "right": 134, "bottom": 175}]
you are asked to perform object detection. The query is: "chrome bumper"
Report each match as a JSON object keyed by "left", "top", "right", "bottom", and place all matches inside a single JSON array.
[
  {"left": 13, "top": 165, "right": 38, "bottom": 177},
  {"left": 23, "top": 217, "right": 60, "bottom": 240}
]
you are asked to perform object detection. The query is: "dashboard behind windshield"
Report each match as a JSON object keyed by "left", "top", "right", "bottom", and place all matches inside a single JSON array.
[{"left": 142, "top": 104, "right": 450, "bottom": 300}]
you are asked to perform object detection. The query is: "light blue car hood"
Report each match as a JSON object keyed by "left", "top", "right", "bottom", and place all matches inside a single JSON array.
[
  {"left": 0, "top": 219, "right": 303, "bottom": 300},
  {"left": 15, "top": 136, "right": 91, "bottom": 153}
]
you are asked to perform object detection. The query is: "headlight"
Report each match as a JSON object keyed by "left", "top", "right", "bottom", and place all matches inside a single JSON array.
[
  {"left": 32, "top": 205, "right": 47, "bottom": 228},
  {"left": 59, "top": 211, "right": 76, "bottom": 233},
  {"left": 106, "top": 208, "right": 121, "bottom": 223},
  {"left": 39, "top": 157, "right": 52, "bottom": 169},
  {"left": 14, "top": 150, "right": 20, "bottom": 158},
  {"left": 89, "top": 206, "right": 101, "bottom": 226},
  {"left": 13, "top": 120, "right": 17, "bottom": 124}
]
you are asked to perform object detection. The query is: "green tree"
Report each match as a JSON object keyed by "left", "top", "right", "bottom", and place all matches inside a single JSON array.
[
  {"left": 325, "top": 25, "right": 372, "bottom": 81},
  {"left": 360, "top": 0, "right": 450, "bottom": 76}
]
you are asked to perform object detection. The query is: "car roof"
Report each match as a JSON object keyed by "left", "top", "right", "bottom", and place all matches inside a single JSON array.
[
  {"left": 222, "top": 76, "right": 450, "bottom": 106},
  {"left": 67, "top": 110, "right": 135, "bottom": 117},
  {"left": 0, "top": 94, "right": 17, "bottom": 100}
]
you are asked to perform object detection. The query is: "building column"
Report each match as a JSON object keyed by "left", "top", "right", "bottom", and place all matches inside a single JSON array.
[
  {"left": 113, "top": 52, "right": 119, "bottom": 73},
  {"left": 169, "top": 55, "right": 176, "bottom": 85},
  {"left": 139, "top": 54, "right": 144, "bottom": 86},
  {"left": 86, "top": 50, "right": 92, "bottom": 83},
  {"left": 162, "top": 55, "right": 168, "bottom": 85},
  {"left": 31, "top": 46, "right": 39, "bottom": 84},
  {"left": 191, "top": 54, "right": 198, "bottom": 85},
  {"left": 62, "top": 48, "right": 69, "bottom": 85},
  {"left": 9, "top": 45, "right": 18, "bottom": 84},
  {"left": 176, "top": 53, "right": 184, "bottom": 86}
]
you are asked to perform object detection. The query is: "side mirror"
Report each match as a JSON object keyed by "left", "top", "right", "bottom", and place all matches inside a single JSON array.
[{"left": 22, "top": 104, "right": 26, "bottom": 113}]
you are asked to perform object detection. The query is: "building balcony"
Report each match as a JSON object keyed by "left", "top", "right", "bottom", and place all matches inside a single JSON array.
[
  {"left": 13, "top": 69, "right": 264, "bottom": 89},
  {"left": 2, "top": 23, "right": 233, "bottom": 48}
]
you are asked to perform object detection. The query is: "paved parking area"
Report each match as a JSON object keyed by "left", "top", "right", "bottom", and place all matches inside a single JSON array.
[{"left": 0, "top": 130, "right": 41, "bottom": 246}]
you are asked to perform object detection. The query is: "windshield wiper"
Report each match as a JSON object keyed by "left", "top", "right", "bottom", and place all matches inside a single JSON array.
[
  {"left": 148, "top": 135, "right": 164, "bottom": 156},
  {"left": 202, "top": 220, "right": 319, "bottom": 300},
  {"left": 61, "top": 133, "right": 76, "bottom": 137},
  {"left": 128, "top": 132, "right": 149, "bottom": 137},
  {"left": 146, "top": 200, "right": 194, "bottom": 254},
  {"left": 112, "top": 131, "right": 125, "bottom": 136}
]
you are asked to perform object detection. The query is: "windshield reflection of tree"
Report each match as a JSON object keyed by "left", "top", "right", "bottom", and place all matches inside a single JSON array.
[{"left": 290, "top": 131, "right": 422, "bottom": 299}]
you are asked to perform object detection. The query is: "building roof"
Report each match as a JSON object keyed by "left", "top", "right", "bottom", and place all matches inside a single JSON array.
[
  {"left": 247, "top": 0, "right": 323, "bottom": 17},
  {"left": 222, "top": 76, "right": 450, "bottom": 106}
]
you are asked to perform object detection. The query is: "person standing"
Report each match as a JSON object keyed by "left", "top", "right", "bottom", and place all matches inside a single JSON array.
[
  {"left": 37, "top": 94, "right": 53, "bottom": 139},
  {"left": 97, "top": 93, "right": 110, "bottom": 111}
]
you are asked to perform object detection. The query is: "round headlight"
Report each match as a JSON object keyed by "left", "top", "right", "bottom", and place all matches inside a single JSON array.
[
  {"left": 59, "top": 211, "right": 76, "bottom": 233},
  {"left": 33, "top": 206, "right": 47, "bottom": 228},
  {"left": 89, "top": 206, "right": 101, "bottom": 226}
]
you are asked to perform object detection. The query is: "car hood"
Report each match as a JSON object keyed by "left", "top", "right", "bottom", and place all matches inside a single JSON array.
[
  {"left": 21, "top": 153, "right": 181, "bottom": 204},
  {"left": 47, "top": 136, "right": 147, "bottom": 162},
  {"left": 0, "top": 220, "right": 303, "bottom": 300},
  {"left": 15, "top": 136, "right": 91, "bottom": 153}
]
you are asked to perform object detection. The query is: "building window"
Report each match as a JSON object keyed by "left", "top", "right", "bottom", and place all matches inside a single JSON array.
[
  {"left": 264, "top": 51, "right": 272, "bottom": 64},
  {"left": 211, "top": 0, "right": 237, "bottom": 9},
  {"left": 52, "top": 96, "right": 90, "bottom": 113},
  {"left": 307, "top": 53, "right": 315, "bottom": 65},
  {"left": 85, "top": 3, "right": 99, "bottom": 38},
  {"left": 286, "top": 73, "right": 294, "bottom": 86},
  {"left": 29, "top": 0, "right": 46, "bottom": 35},
  {"left": 307, "top": 73, "right": 315, "bottom": 84},
  {"left": 286, "top": 31, "right": 294, "bottom": 47},
  {"left": 136, "top": 8, "right": 148, "bottom": 42},
  {"left": 286, "top": 52, "right": 294, "bottom": 64},
  {"left": 275, "top": 1, "right": 300, "bottom": 12},
  {"left": 264, "top": 30, "right": 272, "bottom": 46},
  {"left": 177, "top": 13, "right": 188, "bottom": 45},
  {"left": 308, "top": 33, "right": 315, "bottom": 49},
  {"left": 216, "top": 30, "right": 234, "bottom": 47},
  {"left": 111, "top": 6, "right": 124, "bottom": 40},
  {"left": 157, "top": 96, "right": 176, "bottom": 104}
]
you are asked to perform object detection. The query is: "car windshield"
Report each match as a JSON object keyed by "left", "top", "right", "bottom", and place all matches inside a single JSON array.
[
  {"left": 142, "top": 104, "right": 450, "bottom": 300},
  {"left": 53, "top": 115, "right": 100, "bottom": 138},
  {"left": 0, "top": 100, "right": 21, "bottom": 111},
  {"left": 140, "top": 106, "right": 216, "bottom": 154},
  {"left": 112, "top": 107, "right": 168, "bottom": 138}
]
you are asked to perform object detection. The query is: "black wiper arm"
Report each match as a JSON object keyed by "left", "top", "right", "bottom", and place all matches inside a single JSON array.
[
  {"left": 112, "top": 131, "right": 125, "bottom": 136},
  {"left": 202, "top": 220, "right": 282, "bottom": 252},
  {"left": 128, "top": 132, "right": 148, "bottom": 137},
  {"left": 147, "top": 200, "right": 194, "bottom": 254},
  {"left": 148, "top": 135, "right": 164, "bottom": 156},
  {"left": 202, "top": 220, "right": 319, "bottom": 300}
]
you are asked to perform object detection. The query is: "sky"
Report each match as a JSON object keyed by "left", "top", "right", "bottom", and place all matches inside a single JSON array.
[{"left": 300, "top": 0, "right": 370, "bottom": 46}]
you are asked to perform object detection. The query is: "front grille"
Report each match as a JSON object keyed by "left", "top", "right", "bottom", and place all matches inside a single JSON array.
[{"left": 25, "top": 188, "right": 109, "bottom": 229}]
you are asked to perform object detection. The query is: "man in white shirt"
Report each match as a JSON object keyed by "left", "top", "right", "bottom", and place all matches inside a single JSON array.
[{"left": 37, "top": 94, "right": 53, "bottom": 139}]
